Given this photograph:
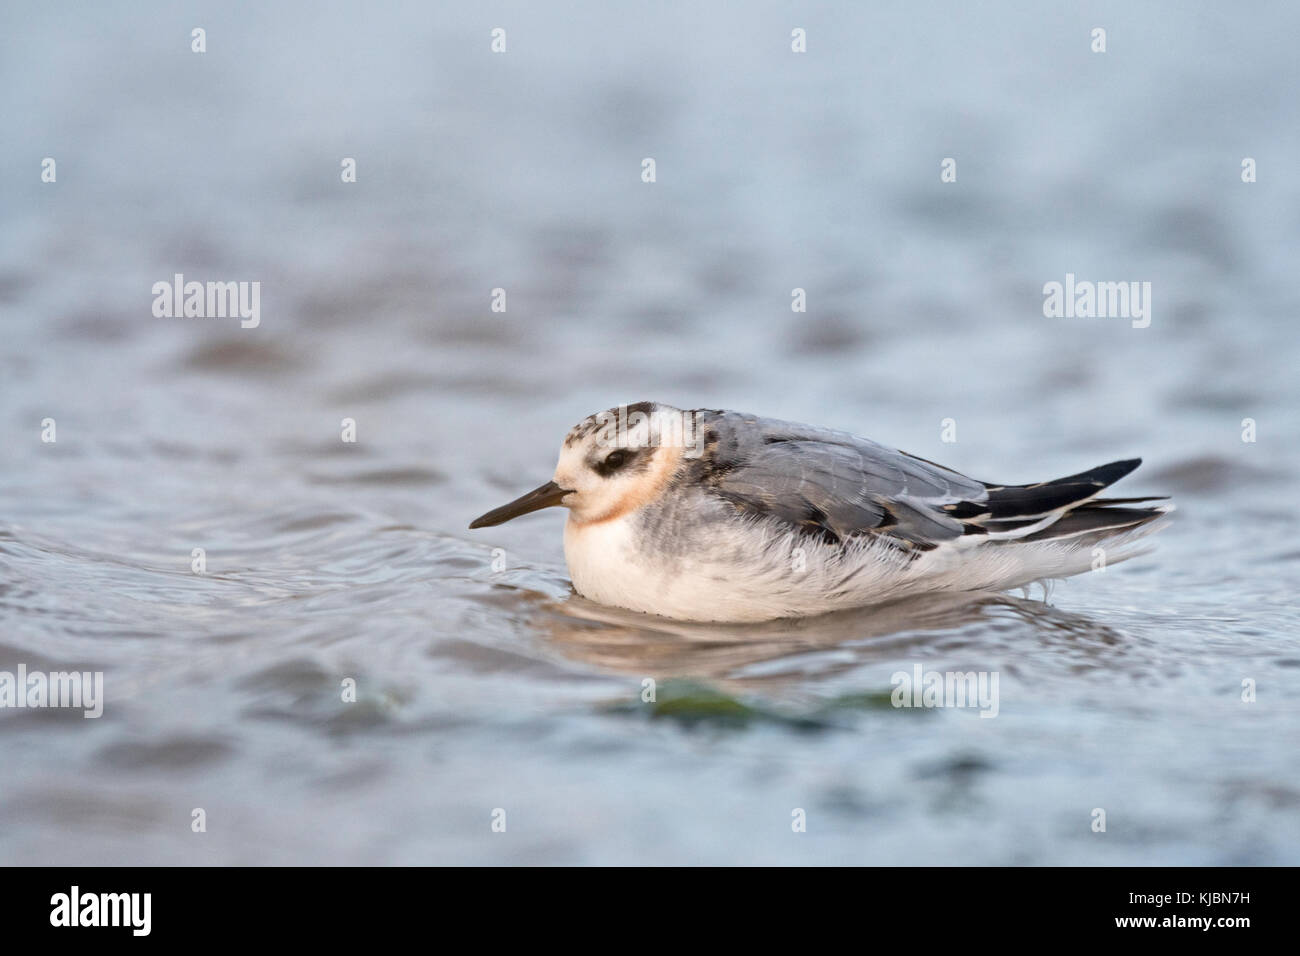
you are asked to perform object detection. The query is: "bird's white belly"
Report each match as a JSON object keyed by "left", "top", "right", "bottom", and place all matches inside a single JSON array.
[
  {"left": 562, "top": 509, "right": 1134, "bottom": 623},
  {"left": 562, "top": 514, "right": 814, "bottom": 622}
]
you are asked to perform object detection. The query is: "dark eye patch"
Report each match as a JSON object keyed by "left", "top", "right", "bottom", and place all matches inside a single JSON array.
[{"left": 592, "top": 447, "right": 644, "bottom": 477}]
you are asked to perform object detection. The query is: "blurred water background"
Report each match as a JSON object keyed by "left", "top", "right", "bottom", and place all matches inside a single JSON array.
[{"left": 1, "top": 0, "right": 1298, "bottom": 864}]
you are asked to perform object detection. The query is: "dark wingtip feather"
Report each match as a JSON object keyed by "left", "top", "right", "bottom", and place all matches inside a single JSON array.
[
  {"left": 1079, "top": 494, "right": 1169, "bottom": 508},
  {"left": 1057, "top": 458, "right": 1141, "bottom": 488},
  {"left": 1096, "top": 457, "right": 1141, "bottom": 482},
  {"left": 1019, "top": 503, "right": 1170, "bottom": 543},
  {"left": 982, "top": 458, "right": 1145, "bottom": 520}
]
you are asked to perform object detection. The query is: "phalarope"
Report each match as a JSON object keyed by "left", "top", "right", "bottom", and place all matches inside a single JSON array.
[{"left": 469, "top": 402, "right": 1171, "bottom": 623}]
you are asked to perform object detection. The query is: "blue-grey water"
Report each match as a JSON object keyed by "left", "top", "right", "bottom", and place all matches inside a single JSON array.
[{"left": 2, "top": 1, "right": 1298, "bottom": 864}]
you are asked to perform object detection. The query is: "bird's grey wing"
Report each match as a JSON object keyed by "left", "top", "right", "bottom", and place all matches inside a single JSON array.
[{"left": 686, "top": 410, "right": 990, "bottom": 549}]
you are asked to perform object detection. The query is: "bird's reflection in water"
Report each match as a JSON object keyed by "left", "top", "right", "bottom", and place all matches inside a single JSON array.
[{"left": 535, "top": 588, "right": 1132, "bottom": 691}]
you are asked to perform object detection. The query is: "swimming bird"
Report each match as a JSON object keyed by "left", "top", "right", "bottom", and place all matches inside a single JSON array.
[{"left": 468, "top": 402, "right": 1171, "bottom": 623}]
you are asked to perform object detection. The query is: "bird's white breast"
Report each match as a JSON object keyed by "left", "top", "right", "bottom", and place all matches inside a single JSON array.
[
  {"left": 563, "top": 514, "right": 658, "bottom": 611},
  {"left": 562, "top": 510, "right": 811, "bottom": 622}
]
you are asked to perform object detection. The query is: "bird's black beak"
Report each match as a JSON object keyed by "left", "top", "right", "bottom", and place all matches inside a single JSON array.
[{"left": 469, "top": 480, "right": 573, "bottom": 529}]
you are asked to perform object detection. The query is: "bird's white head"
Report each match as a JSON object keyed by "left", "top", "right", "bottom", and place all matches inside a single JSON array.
[{"left": 469, "top": 402, "right": 701, "bottom": 529}]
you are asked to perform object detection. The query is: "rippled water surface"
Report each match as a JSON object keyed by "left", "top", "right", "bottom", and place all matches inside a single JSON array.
[{"left": 2, "top": 1, "right": 1299, "bottom": 864}]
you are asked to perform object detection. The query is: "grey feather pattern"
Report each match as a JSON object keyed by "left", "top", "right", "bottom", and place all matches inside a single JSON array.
[{"left": 685, "top": 410, "right": 989, "bottom": 548}]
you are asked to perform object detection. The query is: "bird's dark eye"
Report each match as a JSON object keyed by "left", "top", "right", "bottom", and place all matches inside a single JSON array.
[{"left": 594, "top": 448, "right": 640, "bottom": 477}]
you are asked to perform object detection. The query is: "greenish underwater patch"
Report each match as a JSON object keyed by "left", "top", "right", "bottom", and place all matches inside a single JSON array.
[{"left": 601, "top": 679, "right": 922, "bottom": 731}]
